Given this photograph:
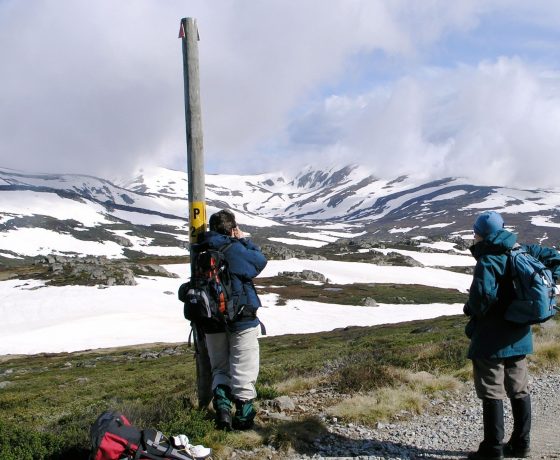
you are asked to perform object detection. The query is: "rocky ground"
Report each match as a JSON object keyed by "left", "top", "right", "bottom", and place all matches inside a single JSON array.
[
  {"left": 234, "top": 373, "right": 560, "bottom": 459},
  {"left": 34, "top": 254, "right": 179, "bottom": 286}
]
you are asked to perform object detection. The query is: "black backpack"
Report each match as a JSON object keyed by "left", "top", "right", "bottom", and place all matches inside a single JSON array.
[
  {"left": 89, "top": 410, "right": 210, "bottom": 460},
  {"left": 178, "top": 243, "right": 235, "bottom": 323}
]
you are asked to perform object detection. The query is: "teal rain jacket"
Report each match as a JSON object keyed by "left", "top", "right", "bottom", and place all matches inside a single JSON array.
[{"left": 464, "top": 229, "right": 560, "bottom": 359}]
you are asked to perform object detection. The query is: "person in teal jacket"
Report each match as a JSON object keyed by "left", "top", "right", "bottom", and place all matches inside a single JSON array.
[{"left": 464, "top": 211, "right": 560, "bottom": 460}]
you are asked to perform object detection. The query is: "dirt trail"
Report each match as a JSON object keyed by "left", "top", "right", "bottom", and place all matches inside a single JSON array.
[{"left": 531, "top": 390, "right": 560, "bottom": 459}]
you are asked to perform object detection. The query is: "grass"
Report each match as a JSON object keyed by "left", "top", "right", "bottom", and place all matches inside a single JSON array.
[
  {"left": 257, "top": 277, "right": 468, "bottom": 305},
  {"left": 326, "top": 367, "right": 462, "bottom": 426},
  {"left": 530, "top": 319, "right": 560, "bottom": 370},
  {"left": 273, "top": 375, "right": 325, "bottom": 394},
  {"left": 402, "top": 370, "right": 462, "bottom": 395},
  {"left": 0, "top": 315, "right": 471, "bottom": 458},
  {"left": 1, "top": 314, "right": 559, "bottom": 459},
  {"left": 326, "top": 387, "right": 427, "bottom": 425}
]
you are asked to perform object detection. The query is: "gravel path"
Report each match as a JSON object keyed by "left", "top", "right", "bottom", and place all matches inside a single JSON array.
[
  {"left": 240, "top": 373, "right": 560, "bottom": 459},
  {"left": 305, "top": 373, "right": 560, "bottom": 459},
  {"left": 530, "top": 374, "right": 560, "bottom": 459}
]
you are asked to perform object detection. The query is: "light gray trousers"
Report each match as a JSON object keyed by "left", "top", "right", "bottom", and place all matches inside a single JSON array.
[
  {"left": 472, "top": 356, "right": 529, "bottom": 400},
  {"left": 205, "top": 324, "right": 260, "bottom": 402}
]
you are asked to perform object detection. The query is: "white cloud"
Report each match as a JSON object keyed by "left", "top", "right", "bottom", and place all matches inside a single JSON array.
[
  {"left": 1, "top": 0, "right": 560, "bottom": 187},
  {"left": 288, "top": 58, "right": 560, "bottom": 187}
]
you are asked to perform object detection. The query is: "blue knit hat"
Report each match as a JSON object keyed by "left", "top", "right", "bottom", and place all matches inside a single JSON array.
[{"left": 473, "top": 211, "right": 504, "bottom": 237}]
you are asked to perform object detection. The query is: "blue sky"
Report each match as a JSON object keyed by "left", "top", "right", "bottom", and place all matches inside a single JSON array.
[{"left": 1, "top": 1, "right": 560, "bottom": 187}]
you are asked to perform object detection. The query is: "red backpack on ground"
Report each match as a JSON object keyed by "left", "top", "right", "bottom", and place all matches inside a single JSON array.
[{"left": 90, "top": 411, "right": 210, "bottom": 460}]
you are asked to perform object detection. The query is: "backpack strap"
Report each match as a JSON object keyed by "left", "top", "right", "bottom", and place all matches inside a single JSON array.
[
  {"left": 506, "top": 244, "right": 524, "bottom": 259},
  {"left": 187, "top": 326, "right": 194, "bottom": 348},
  {"left": 506, "top": 247, "right": 523, "bottom": 294},
  {"left": 191, "top": 323, "right": 205, "bottom": 354},
  {"left": 218, "top": 242, "right": 234, "bottom": 255}
]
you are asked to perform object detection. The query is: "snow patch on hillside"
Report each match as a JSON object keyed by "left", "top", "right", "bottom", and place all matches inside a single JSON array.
[{"left": 0, "top": 258, "right": 471, "bottom": 355}]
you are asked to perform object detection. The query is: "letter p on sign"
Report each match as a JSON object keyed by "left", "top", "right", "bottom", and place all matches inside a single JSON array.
[{"left": 189, "top": 202, "right": 206, "bottom": 240}]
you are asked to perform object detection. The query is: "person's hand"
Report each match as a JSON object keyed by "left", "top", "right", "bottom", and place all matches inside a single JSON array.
[{"left": 232, "top": 227, "right": 245, "bottom": 239}]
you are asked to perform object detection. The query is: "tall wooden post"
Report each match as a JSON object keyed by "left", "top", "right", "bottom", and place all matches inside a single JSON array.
[
  {"left": 179, "top": 17, "right": 212, "bottom": 409},
  {"left": 181, "top": 18, "right": 207, "bottom": 241}
]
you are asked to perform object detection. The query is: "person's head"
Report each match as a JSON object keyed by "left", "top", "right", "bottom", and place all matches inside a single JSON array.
[
  {"left": 209, "top": 209, "right": 237, "bottom": 236},
  {"left": 473, "top": 211, "right": 504, "bottom": 240}
]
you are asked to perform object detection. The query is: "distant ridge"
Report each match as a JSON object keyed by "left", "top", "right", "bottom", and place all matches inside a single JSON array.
[{"left": 1, "top": 165, "right": 559, "bottom": 260}]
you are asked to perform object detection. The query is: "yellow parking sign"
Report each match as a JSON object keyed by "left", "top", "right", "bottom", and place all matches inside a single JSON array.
[{"left": 189, "top": 201, "right": 207, "bottom": 241}]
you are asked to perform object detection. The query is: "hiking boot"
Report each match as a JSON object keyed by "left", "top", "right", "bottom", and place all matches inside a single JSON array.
[
  {"left": 468, "top": 399, "right": 504, "bottom": 460},
  {"left": 232, "top": 399, "right": 256, "bottom": 430},
  {"left": 503, "top": 442, "right": 530, "bottom": 458},
  {"left": 467, "top": 450, "right": 504, "bottom": 460},
  {"left": 504, "top": 395, "right": 531, "bottom": 458},
  {"left": 212, "top": 385, "right": 233, "bottom": 431},
  {"left": 215, "top": 408, "right": 232, "bottom": 431}
]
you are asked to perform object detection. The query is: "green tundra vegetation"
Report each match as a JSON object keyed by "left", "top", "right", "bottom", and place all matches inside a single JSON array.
[{"left": 1, "top": 308, "right": 559, "bottom": 460}]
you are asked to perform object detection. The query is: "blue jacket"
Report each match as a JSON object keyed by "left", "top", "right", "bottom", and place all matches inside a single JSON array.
[
  {"left": 197, "top": 231, "right": 267, "bottom": 332},
  {"left": 464, "top": 229, "right": 560, "bottom": 359}
]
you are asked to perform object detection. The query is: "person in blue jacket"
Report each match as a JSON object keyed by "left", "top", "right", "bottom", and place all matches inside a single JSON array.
[
  {"left": 464, "top": 211, "right": 560, "bottom": 460},
  {"left": 196, "top": 209, "right": 267, "bottom": 431}
]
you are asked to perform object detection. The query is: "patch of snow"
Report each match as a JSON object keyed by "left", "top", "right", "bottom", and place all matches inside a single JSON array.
[
  {"left": 418, "top": 241, "right": 458, "bottom": 251},
  {"left": 268, "top": 237, "right": 328, "bottom": 248},
  {"left": 259, "top": 300, "right": 464, "bottom": 336},
  {"left": 422, "top": 222, "right": 455, "bottom": 229},
  {"left": 428, "top": 191, "right": 467, "bottom": 202},
  {"left": 0, "top": 190, "right": 111, "bottom": 226},
  {"left": 110, "top": 209, "right": 185, "bottom": 227},
  {"left": 389, "top": 227, "right": 418, "bottom": 234},
  {"left": 108, "top": 230, "right": 188, "bottom": 257},
  {"left": 287, "top": 232, "right": 339, "bottom": 243},
  {"left": 1, "top": 259, "right": 473, "bottom": 355},
  {"left": 0, "top": 228, "right": 123, "bottom": 258},
  {"left": 261, "top": 260, "right": 471, "bottom": 291},
  {"left": 371, "top": 248, "right": 474, "bottom": 267},
  {"left": 532, "top": 216, "right": 560, "bottom": 228}
]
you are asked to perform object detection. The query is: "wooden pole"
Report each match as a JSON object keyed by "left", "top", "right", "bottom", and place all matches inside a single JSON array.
[
  {"left": 179, "top": 17, "right": 212, "bottom": 409},
  {"left": 181, "top": 18, "right": 207, "bottom": 243}
]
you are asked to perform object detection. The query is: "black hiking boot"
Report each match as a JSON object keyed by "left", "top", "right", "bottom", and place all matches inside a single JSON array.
[
  {"left": 468, "top": 398, "right": 504, "bottom": 460},
  {"left": 232, "top": 399, "right": 256, "bottom": 430},
  {"left": 503, "top": 443, "right": 530, "bottom": 459},
  {"left": 504, "top": 395, "right": 531, "bottom": 458},
  {"left": 467, "top": 451, "right": 504, "bottom": 460},
  {"left": 215, "top": 408, "right": 232, "bottom": 431},
  {"left": 212, "top": 384, "right": 233, "bottom": 431}
]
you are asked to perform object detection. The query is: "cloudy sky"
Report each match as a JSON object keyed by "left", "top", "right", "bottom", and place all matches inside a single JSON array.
[{"left": 1, "top": 1, "right": 560, "bottom": 187}]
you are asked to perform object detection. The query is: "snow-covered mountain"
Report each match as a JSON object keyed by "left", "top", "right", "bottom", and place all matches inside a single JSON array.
[{"left": 1, "top": 165, "right": 559, "bottom": 260}]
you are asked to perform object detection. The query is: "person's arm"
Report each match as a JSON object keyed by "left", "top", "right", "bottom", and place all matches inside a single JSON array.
[
  {"left": 524, "top": 244, "right": 560, "bottom": 281},
  {"left": 465, "top": 258, "right": 500, "bottom": 318},
  {"left": 226, "top": 229, "right": 267, "bottom": 278}
]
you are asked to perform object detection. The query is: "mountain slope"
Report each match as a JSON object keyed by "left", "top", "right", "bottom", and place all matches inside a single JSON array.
[{"left": 1, "top": 165, "right": 559, "bottom": 260}]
